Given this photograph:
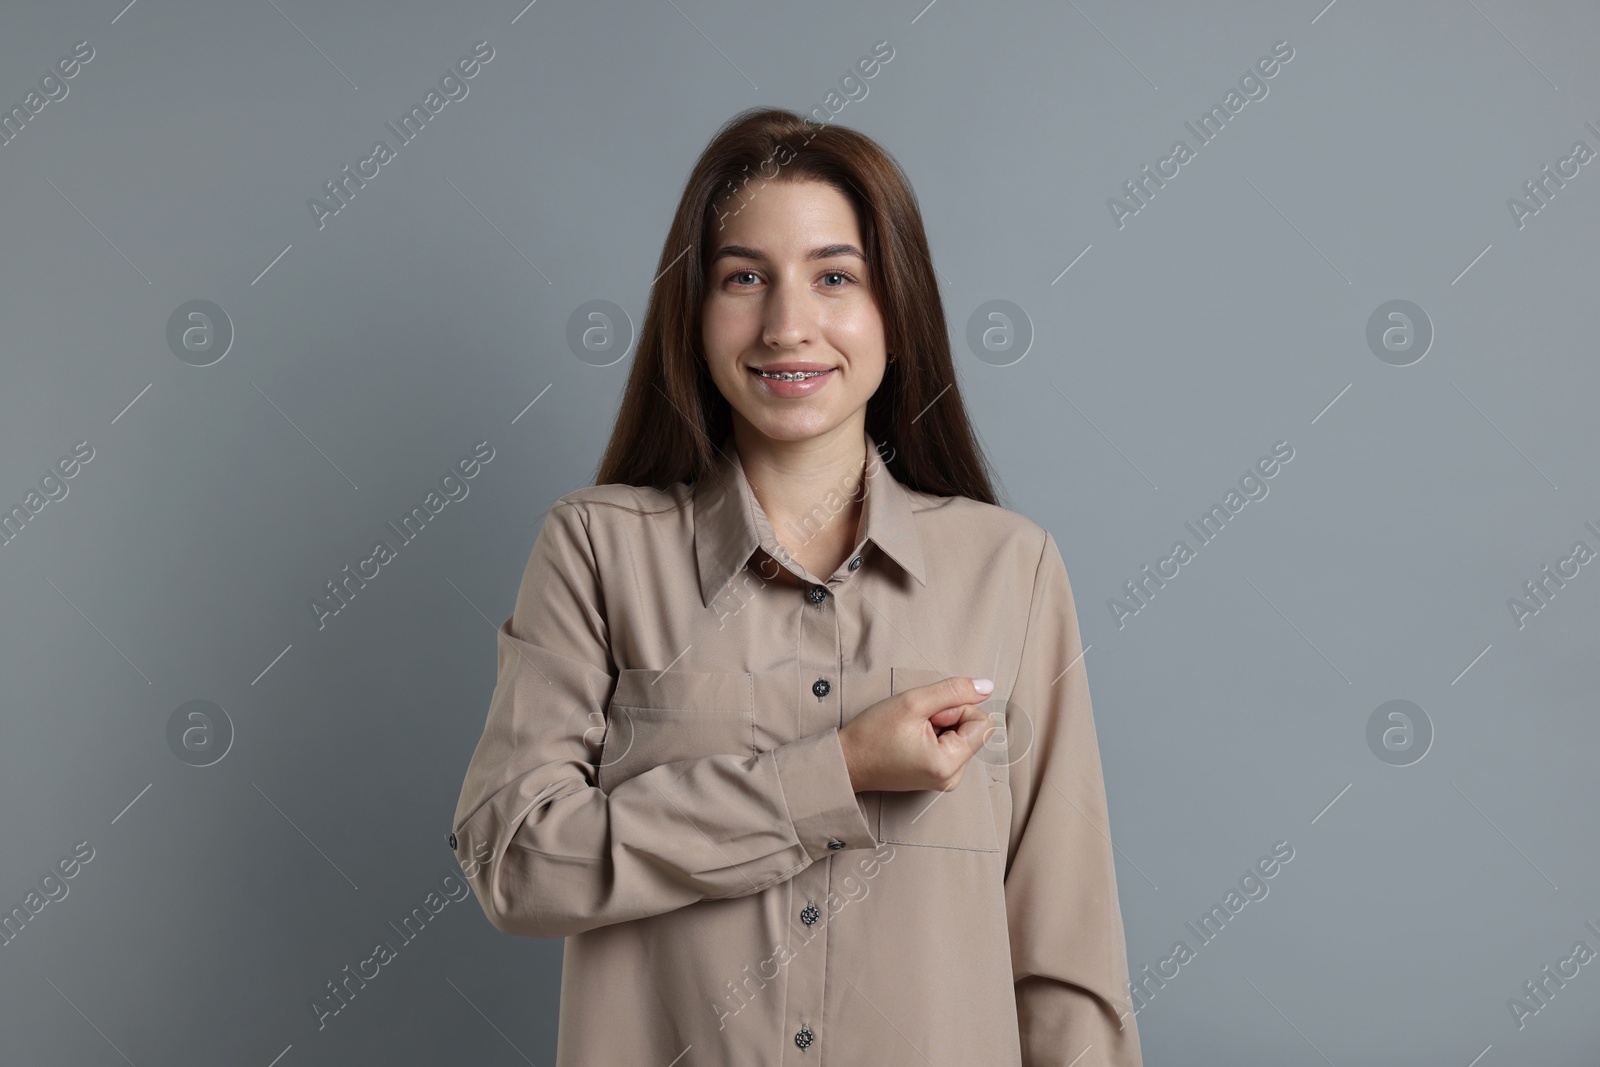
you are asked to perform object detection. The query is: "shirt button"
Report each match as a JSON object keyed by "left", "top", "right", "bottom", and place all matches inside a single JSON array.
[
  {"left": 795, "top": 1026, "right": 815, "bottom": 1049},
  {"left": 807, "top": 585, "right": 828, "bottom": 604},
  {"left": 801, "top": 902, "right": 820, "bottom": 925},
  {"left": 848, "top": 555, "right": 863, "bottom": 571},
  {"left": 812, "top": 678, "right": 830, "bottom": 699},
  {"left": 447, "top": 832, "right": 457, "bottom": 850},
  {"left": 827, "top": 839, "right": 846, "bottom": 850}
]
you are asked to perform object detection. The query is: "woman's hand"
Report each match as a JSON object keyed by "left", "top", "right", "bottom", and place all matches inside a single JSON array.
[{"left": 838, "top": 677, "right": 996, "bottom": 794}]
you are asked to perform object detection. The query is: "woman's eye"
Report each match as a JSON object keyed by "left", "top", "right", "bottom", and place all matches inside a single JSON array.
[{"left": 723, "top": 269, "right": 855, "bottom": 289}]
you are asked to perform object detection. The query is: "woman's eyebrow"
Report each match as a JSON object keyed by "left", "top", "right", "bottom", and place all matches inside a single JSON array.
[{"left": 709, "top": 243, "right": 866, "bottom": 264}]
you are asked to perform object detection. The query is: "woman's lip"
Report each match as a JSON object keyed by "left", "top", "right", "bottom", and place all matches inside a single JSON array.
[{"left": 749, "top": 363, "right": 835, "bottom": 374}]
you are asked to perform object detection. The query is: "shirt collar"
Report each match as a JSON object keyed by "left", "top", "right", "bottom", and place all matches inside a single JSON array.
[{"left": 693, "top": 430, "right": 926, "bottom": 607}]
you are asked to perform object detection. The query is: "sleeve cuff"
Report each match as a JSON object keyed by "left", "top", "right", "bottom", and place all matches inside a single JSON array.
[{"left": 773, "top": 727, "right": 878, "bottom": 861}]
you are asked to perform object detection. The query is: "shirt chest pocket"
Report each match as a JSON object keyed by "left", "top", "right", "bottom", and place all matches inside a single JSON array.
[
  {"left": 876, "top": 666, "right": 1003, "bottom": 853},
  {"left": 596, "top": 668, "right": 755, "bottom": 793}
]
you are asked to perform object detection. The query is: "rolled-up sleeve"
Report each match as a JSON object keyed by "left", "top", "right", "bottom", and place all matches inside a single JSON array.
[
  {"left": 451, "top": 497, "right": 874, "bottom": 940},
  {"left": 1005, "top": 529, "right": 1143, "bottom": 1066}
]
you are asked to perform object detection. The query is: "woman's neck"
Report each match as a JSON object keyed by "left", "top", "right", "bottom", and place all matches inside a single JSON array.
[{"left": 732, "top": 421, "right": 869, "bottom": 575}]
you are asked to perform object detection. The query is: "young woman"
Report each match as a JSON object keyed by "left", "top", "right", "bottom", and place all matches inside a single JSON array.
[{"left": 452, "top": 106, "right": 1142, "bottom": 1066}]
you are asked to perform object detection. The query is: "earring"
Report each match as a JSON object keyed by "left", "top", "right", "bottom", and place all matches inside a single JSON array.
[{"left": 887, "top": 351, "right": 896, "bottom": 364}]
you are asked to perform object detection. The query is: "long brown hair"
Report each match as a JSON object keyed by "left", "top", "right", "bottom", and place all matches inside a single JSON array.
[{"left": 592, "top": 106, "right": 999, "bottom": 507}]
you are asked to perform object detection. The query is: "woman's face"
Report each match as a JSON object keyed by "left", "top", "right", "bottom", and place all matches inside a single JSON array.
[{"left": 701, "top": 179, "right": 887, "bottom": 446}]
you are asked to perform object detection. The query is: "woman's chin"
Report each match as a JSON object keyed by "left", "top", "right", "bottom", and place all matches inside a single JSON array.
[{"left": 737, "top": 412, "right": 840, "bottom": 445}]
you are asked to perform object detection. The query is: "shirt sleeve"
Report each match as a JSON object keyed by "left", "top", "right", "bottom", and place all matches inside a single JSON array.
[
  {"left": 451, "top": 497, "right": 877, "bottom": 940},
  {"left": 1005, "top": 529, "right": 1143, "bottom": 1067}
]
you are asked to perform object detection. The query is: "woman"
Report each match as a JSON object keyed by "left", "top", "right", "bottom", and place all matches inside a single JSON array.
[{"left": 452, "top": 106, "right": 1142, "bottom": 1066}]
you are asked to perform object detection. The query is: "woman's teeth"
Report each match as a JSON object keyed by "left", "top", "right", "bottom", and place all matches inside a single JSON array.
[{"left": 755, "top": 369, "right": 830, "bottom": 380}]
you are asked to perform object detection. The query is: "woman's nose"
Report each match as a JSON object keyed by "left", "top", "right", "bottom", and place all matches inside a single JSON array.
[{"left": 761, "top": 279, "right": 814, "bottom": 348}]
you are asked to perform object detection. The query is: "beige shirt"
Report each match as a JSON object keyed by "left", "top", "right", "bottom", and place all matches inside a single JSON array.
[{"left": 451, "top": 431, "right": 1142, "bottom": 1066}]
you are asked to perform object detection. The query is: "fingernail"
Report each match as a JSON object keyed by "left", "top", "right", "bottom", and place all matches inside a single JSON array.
[{"left": 973, "top": 678, "right": 994, "bottom": 694}]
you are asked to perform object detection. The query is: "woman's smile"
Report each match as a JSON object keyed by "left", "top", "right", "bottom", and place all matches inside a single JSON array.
[{"left": 748, "top": 361, "right": 837, "bottom": 397}]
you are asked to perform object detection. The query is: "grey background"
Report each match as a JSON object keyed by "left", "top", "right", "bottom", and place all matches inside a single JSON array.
[{"left": 2, "top": 0, "right": 1596, "bottom": 1063}]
